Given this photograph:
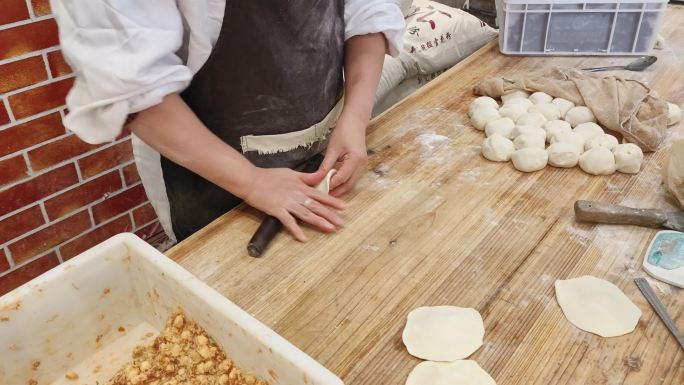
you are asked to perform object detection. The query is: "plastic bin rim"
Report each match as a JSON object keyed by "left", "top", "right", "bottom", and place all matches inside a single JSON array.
[{"left": 499, "top": 0, "right": 667, "bottom": 4}]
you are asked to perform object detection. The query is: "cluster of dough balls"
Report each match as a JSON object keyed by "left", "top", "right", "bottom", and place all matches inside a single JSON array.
[{"left": 470, "top": 92, "right": 645, "bottom": 175}]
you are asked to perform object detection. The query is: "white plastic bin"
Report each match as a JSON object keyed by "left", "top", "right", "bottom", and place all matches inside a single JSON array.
[
  {"left": 495, "top": 0, "right": 668, "bottom": 55},
  {"left": 0, "top": 233, "right": 344, "bottom": 385}
]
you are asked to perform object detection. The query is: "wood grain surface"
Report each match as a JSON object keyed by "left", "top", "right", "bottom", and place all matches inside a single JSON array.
[{"left": 168, "top": 6, "right": 684, "bottom": 384}]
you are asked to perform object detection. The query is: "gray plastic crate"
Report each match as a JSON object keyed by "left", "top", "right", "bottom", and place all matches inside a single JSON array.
[{"left": 496, "top": 0, "right": 668, "bottom": 55}]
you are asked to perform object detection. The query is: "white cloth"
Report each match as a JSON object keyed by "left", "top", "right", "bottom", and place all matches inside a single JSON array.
[{"left": 50, "top": 0, "right": 406, "bottom": 143}]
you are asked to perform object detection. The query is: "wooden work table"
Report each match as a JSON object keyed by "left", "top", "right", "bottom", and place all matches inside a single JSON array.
[{"left": 168, "top": 6, "right": 684, "bottom": 384}]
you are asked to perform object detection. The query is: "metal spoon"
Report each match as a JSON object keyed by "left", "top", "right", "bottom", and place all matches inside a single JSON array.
[{"left": 582, "top": 55, "right": 657, "bottom": 72}]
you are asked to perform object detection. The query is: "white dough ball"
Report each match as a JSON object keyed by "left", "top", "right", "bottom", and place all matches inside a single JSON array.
[
  {"left": 612, "top": 143, "right": 644, "bottom": 174},
  {"left": 511, "top": 148, "right": 548, "bottom": 172},
  {"left": 468, "top": 96, "right": 499, "bottom": 116},
  {"left": 498, "top": 105, "right": 528, "bottom": 122},
  {"left": 585, "top": 134, "right": 619, "bottom": 151},
  {"left": 573, "top": 122, "right": 604, "bottom": 141},
  {"left": 512, "top": 125, "right": 545, "bottom": 139},
  {"left": 501, "top": 90, "right": 530, "bottom": 103},
  {"left": 514, "top": 133, "right": 546, "bottom": 150},
  {"left": 579, "top": 147, "right": 616, "bottom": 175},
  {"left": 550, "top": 131, "right": 585, "bottom": 154},
  {"left": 528, "top": 102, "right": 561, "bottom": 121},
  {"left": 543, "top": 120, "right": 572, "bottom": 142},
  {"left": 565, "top": 106, "right": 596, "bottom": 128},
  {"left": 547, "top": 142, "right": 580, "bottom": 168},
  {"left": 482, "top": 134, "right": 515, "bottom": 162},
  {"left": 529, "top": 91, "right": 553, "bottom": 104},
  {"left": 484, "top": 117, "right": 515, "bottom": 138},
  {"left": 471, "top": 107, "right": 500, "bottom": 130},
  {"left": 517, "top": 112, "right": 547, "bottom": 127},
  {"left": 668, "top": 102, "right": 682, "bottom": 126},
  {"left": 503, "top": 98, "right": 534, "bottom": 109},
  {"left": 552, "top": 98, "right": 575, "bottom": 118}
]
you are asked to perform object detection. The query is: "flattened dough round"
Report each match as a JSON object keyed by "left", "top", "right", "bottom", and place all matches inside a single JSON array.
[
  {"left": 528, "top": 102, "right": 561, "bottom": 121},
  {"left": 555, "top": 276, "right": 641, "bottom": 337},
  {"left": 529, "top": 91, "right": 553, "bottom": 104},
  {"left": 552, "top": 98, "right": 575, "bottom": 118},
  {"left": 406, "top": 360, "right": 496, "bottom": 385},
  {"left": 485, "top": 118, "right": 515, "bottom": 138},
  {"left": 471, "top": 108, "right": 501, "bottom": 131},
  {"left": 667, "top": 102, "right": 681, "bottom": 126},
  {"left": 511, "top": 148, "right": 548, "bottom": 172},
  {"left": 402, "top": 306, "right": 484, "bottom": 361},
  {"left": 315, "top": 169, "right": 337, "bottom": 194},
  {"left": 579, "top": 147, "right": 616, "bottom": 175},
  {"left": 565, "top": 106, "right": 596, "bottom": 128},
  {"left": 469, "top": 97, "right": 499, "bottom": 116},
  {"left": 482, "top": 134, "right": 515, "bottom": 162}
]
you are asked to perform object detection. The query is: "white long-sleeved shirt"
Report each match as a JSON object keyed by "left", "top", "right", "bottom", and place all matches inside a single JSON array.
[{"left": 50, "top": 0, "right": 406, "bottom": 144}]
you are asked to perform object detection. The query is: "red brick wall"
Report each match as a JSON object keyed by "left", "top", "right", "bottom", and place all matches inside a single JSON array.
[{"left": 0, "top": 0, "right": 168, "bottom": 295}]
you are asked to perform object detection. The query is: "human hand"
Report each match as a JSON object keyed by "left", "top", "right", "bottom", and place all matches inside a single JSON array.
[
  {"left": 242, "top": 167, "right": 346, "bottom": 241},
  {"left": 320, "top": 112, "right": 368, "bottom": 196}
]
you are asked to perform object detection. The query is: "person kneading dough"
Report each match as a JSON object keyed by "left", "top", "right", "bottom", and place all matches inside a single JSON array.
[{"left": 51, "top": 1, "right": 405, "bottom": 242}]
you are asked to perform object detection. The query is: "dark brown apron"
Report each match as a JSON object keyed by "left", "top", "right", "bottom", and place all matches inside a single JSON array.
[{"left": 161, "top": 1, "right": 345, "bottom": 240}]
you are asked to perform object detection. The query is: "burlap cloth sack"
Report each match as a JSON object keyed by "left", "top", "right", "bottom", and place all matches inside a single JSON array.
[{"left": 473, "top": 67, "right": 668, "bottom": 152}]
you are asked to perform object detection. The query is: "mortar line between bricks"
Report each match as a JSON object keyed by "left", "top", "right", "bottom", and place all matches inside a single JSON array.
[
  {"left": 24, "top": 0, "right": 36, "bottom": 18},
  {"left": 55, "top": 248, "right": 64, "bottom": 264},
  {"left": 0, "top": 245, "right": 58, "bottom": 279},
  {"left": 21, "top": 152, "right": 34, "bottom": 174},
  {"left": 2, "top": 97, "right": 16, "bottom": 123},
  {"left": 2, "top": 73, "right": 75, "bottom": 98},
  {"left": 2, "top": 246, "right": 14, "bottom": 269},
  {"left": 38, "top": 201, "right": 49, "bottom": 223},
  {"left": 0, "top": 105, "right": 64, "bottom": 132},
  {"left": 0, "top": 14, "right": 53, "bottom": 32},
  {"left": 41, "top": 51, "right": 52, "bottom": 80},
  {"left": 87, "top": 206, "right": 96, "bottom": 227},
  {"left": 0, "top": 46, "right": 60, "bottom": 68}
]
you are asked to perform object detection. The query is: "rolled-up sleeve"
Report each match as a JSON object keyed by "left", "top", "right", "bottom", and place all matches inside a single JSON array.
[
  {"left": 51, "top": 1, "right": 192, "bottom": 144},
  {"left": 345, "top": 0, "right": 406, "bottom": 57}
]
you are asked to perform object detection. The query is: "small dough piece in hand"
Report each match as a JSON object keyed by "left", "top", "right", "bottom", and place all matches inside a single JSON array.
[
  {"left": 579, "top": 147, "right": 616, "bottom": 175},
  {"left": 512, "top": 125, "right": 545, "bottom": 139},
  {"left": 550, "top": 131, "right": 585, "bottom": 154},
  {"left": 315, "top": 169, "right": 337, "bottom": 194},
  {"left": 498, "top": 105, "right": 528, "bottom": 122},
  {"left": 471, "top": 108, "right": 500, "bottom": 130},
  {"left": 485, "top": 118, "right": 515, "bottom": 138},
  {"left": 573, "top": 122, "right": 604, "bottom": 141},
  {"left": 612, "top": 143, "right": 644, "bottom": 174},
  {"left": 501, "top": 90, "right": 530, "bottom": 103},
  {"left": 528, "top": 102, "right": 561, "bottom": 121},
  {"left": 514, "top": 132, "right": 546, "bottom": 150},
  {"left": 547, "top": 142, "right": 580, "bottom": 168},
  {"left": 565, "top": 106, "right": 596, "bottom": 127},
  {"left": 405, "top": 360, "right": 496, "bottom": 385},
  {"left": 552, "top": 98, "right": 575, "bottom": 118},
  {"left": 555, "top": 275, "right": 641, "bottom": 338},
  {"left": 529, "top": 91, "right": 553, "bottom": 104},
  {"left": 585, "top": 134, "right": 618, "bottom": 151},
  {"left": 402, "top": 306, "right": 484, "bottom": 361},
  {"left": 482, "top": 134, "right": 515, "bottom": 162},
  {"left": 511, "top": 148, "right": 548, "bottom": 172},
  {"left": 668, "top": 102, "right": 682, "bottom": 126},
  {"left": 543, "top": 120, "right": 572, "bottom": 142},
  {"left": 503, "top": 98, "right": 534, "bottom": 109},
  {"left": 517, "top": 112, "right": 547, "bottom": 127},
  {"left": 469, "top": 96, "right": 499, "bottom": 116}
]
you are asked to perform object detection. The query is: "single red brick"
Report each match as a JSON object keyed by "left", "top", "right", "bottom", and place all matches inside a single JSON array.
[
  {"left": 9, "top": 210, "right": 90, "bottom": 264},
  {"left": 0, "top": 102, "right": 9, "bottom": 125},
  {"left": 30, "top": 0, "right": 51, "bottom": 17},
  {"left": 28, "top": 134, "right": 100, "bottom": 171},
  {"left": 0, "top": 0, "right": 30, "bottom": 25},
  {"left": 0, "top": 18, "right": 59, "bottom": 61},
  {"left": 78, "top": 140, "right": 133, "bottom": 179},
  {"left": 44, "top": 170, "right": 122, "bottom": 220},
  {"left": 0, "top": 56, "right": 48, "bottom": 94},
  {"left": 0, "top": 113, "right": 65, "bottom": 157},
  {"left": 0, "top": 155, "right": 29, "bottom": 185},
  {"left": 92, "top": 184, "right": 147, "bottom": 224},
  {"left": 0, "top": 205, "right": 44, "bottom": 244},
  {"left": 46, "top": 50, "right": 71, "bottom": 77},
  {"left": 60, "top": 215, "right": 132, "bottom": 260},
  {"left": 132, "top": 203, "right": 157, "bottom": 228},
  {"left": 8, "top": 77, "right": 74, "bottom": 119},
  {"left": 0, "top": 163, "right": 78, "bottom": 217},
  {"left": 0, "top": 248, "right": 9, "bottom": 273},
  {"left": 0, "top": 251, "right": 59, "bottom": 296},
  {"left": 122, "top": 163, "right": 140, "bottom": 186}
]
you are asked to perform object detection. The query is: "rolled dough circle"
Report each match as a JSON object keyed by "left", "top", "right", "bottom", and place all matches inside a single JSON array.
[
  {"left": 555, "top": 275, "right": 641, "bottom": 338},
  {"left": 667, "top": 102, "right": 682, "bottom": 126},
  {"left": 471, "top": 108, "right": 501, "bottom": 131},
  {"left": 402, "top": 306, "right": 484, "bottom": 361},
  {"left": 484, "top": 118, "right": 515, "bottom": 138},
  {"left": 528, "top": 102, "right": 561, "bottom": 121},
  {"left": 517, "top": 112, "right": 547, "bottom": 127},
  {"left": 469, "top": 97, "right": 499, "bottom": 116},
  {"left": 514, "top": 133, "right": 545, "bottom": 150},
  {"left": 579, "top": 147, "right": 616, "bottom": 175},
  {"left": 529, "top": 91, "right": 553, "bottom": 104},
  {"left": 573, "top": 122, "right": 604, "bottom": 141},
  {"left": 550, "top": 131, "right": 585, "bottom": 154},
  {"left": 405, "top": 360, "right": 496, "bottom": 385},
  {"left": 543, "top": 120, "right": 572, "bottom": 142},
  {"left": 565, "top": 106, "right": 596, "bottom": 128},
  {"left": 501, "top": 90, "right": 530, "bottom": 103},
  {"left": 584, "top": 134, "right": 618, "bottom": 151},
  {"left": 547, "top": 142, "right": 580, "bottom": 168},
  {"left": 612, "top": 143, "right": 644, "bottom": 174},
  {"left": 498, "top": 105, "right": 528, "bottom": 122},
  {"left": 511, "top": 148, "right": 548, "bottom": 172},
  {"left": 482, "top": 134, "right": 515, "bottom": 162},
  {"left": 552, "top": 98, "right": 575, "bottom": 118}
]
